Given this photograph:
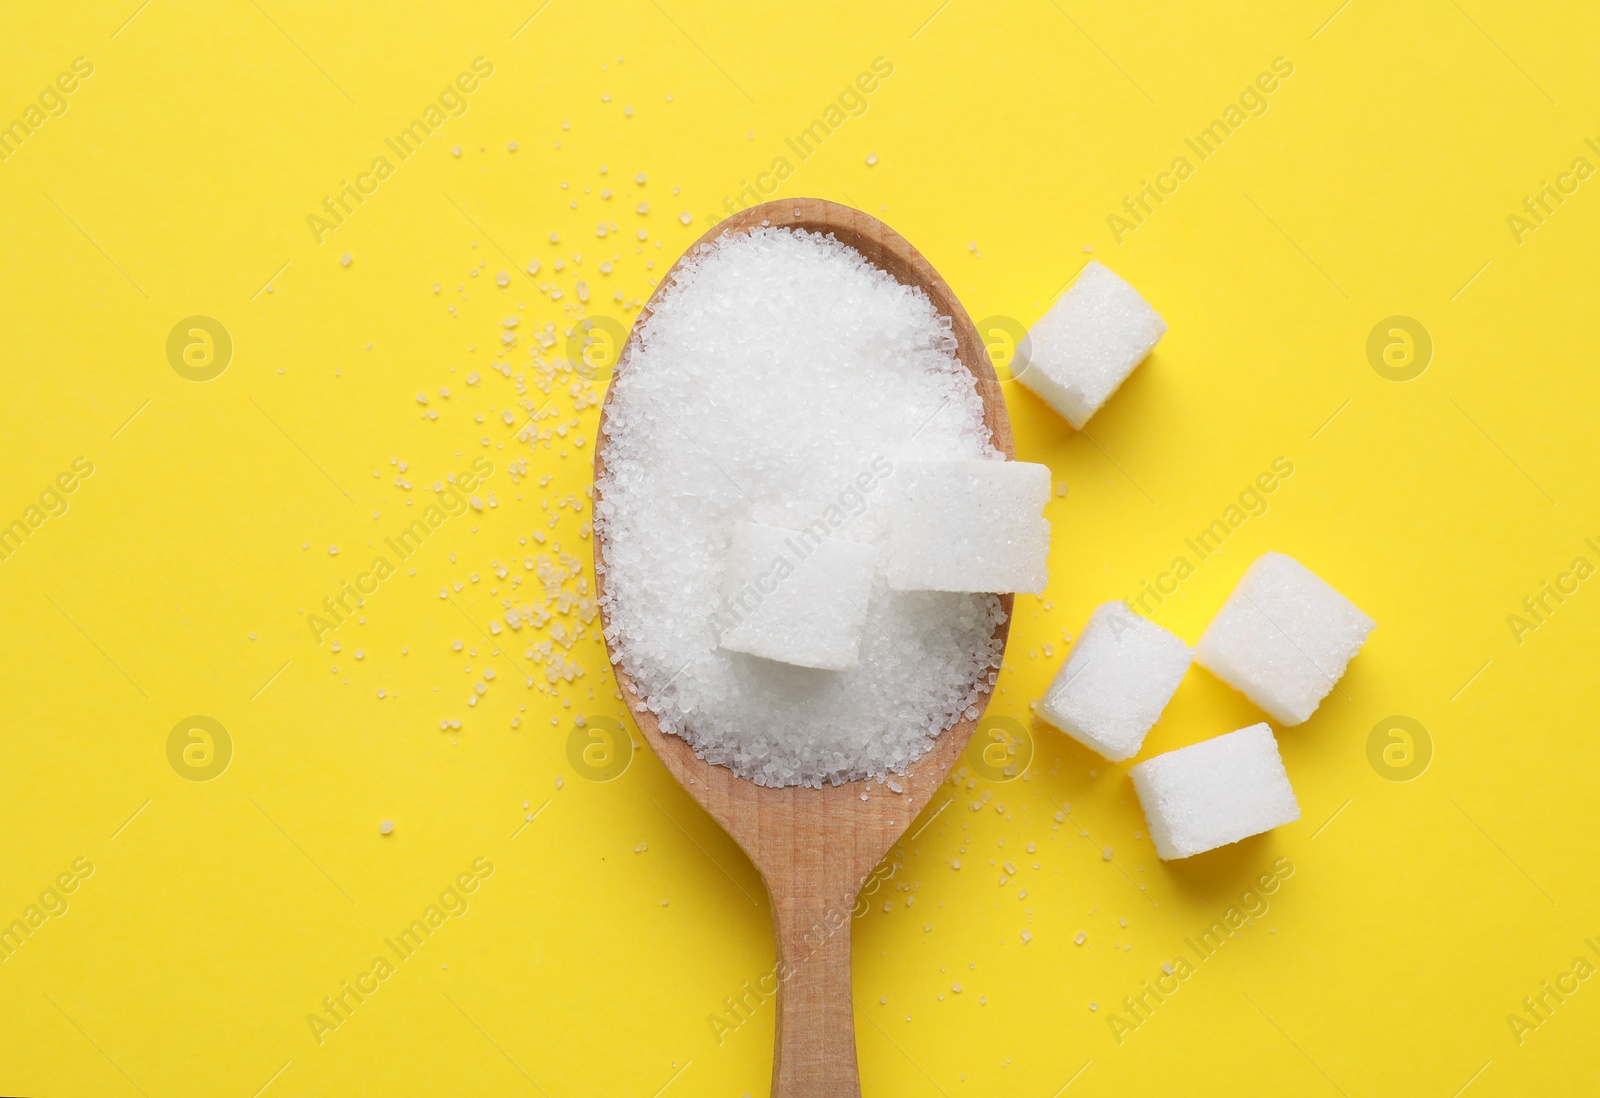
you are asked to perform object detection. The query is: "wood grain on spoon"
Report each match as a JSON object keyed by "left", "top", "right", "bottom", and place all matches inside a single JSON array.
[{"left": 592, "top": 197, "right": 1015, "bottom": 1098}]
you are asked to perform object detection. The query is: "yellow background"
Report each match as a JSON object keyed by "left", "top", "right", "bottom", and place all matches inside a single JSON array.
[{"left": 2, "top": 1, "right": 1597, "bottom": 1094}]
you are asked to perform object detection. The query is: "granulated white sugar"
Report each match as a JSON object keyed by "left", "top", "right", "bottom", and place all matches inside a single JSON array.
[{"left": 596, "top": 226, "right": 1007, "bottom": 787}]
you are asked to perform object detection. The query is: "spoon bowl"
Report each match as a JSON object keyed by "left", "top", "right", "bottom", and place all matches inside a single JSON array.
[{"left": 592, "top": 197, "right": 1015, "bottom": 1097}]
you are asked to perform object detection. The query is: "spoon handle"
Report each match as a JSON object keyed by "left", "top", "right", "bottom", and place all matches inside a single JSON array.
[{"left": 770, "top": 892, "right": 861, "bottom": 1097}]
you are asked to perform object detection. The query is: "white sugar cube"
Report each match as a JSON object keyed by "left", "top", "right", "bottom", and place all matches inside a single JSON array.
[
  {"left": 1037, "top": 601, "right": 1191, "bottom": 761},
  {"left": 885, "top": 460, "right": 1050, "bottom": 594},
  {"left": 1131, "top": 723, "right": 1300, "bottom": 860},
  {"left": 1016, "top": 261, "right": 1166, "bottom": 428},
  {"left": 719, "top": 521, "right": 878, "bottom": 671},
  {"left": 1195, "top": 552, "right": 1375, "bottom": 726}
]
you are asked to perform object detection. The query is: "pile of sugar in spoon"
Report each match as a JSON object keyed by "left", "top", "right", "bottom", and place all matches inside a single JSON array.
[{"left": 596, "top": 227, "right": 1050, "bottom": 788}]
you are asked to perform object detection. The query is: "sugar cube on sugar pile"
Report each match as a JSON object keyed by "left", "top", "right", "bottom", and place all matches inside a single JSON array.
[
  {"left": 718, "top": 521, "right": 878, "bottom": 672},
  {"left": 1195, "top": 552, "right": 1375, "bottom": 725},
  {"left": 1016, "top": 261, "right": 1166, "bottom": 429},
  {"left": 1130, "top": 723, "right": 1301, "bottom": 860},
  {"left": 1037, "top": 601, "right": 1191, "bottom": 761},
  {"left": 885, "top": 460, "right": 1051, "bottom": 594}
]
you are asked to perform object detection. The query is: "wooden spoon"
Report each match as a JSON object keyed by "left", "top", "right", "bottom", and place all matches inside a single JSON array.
[{"left": 591, "top": 197, "right": 1016, "bottom": 1097}]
